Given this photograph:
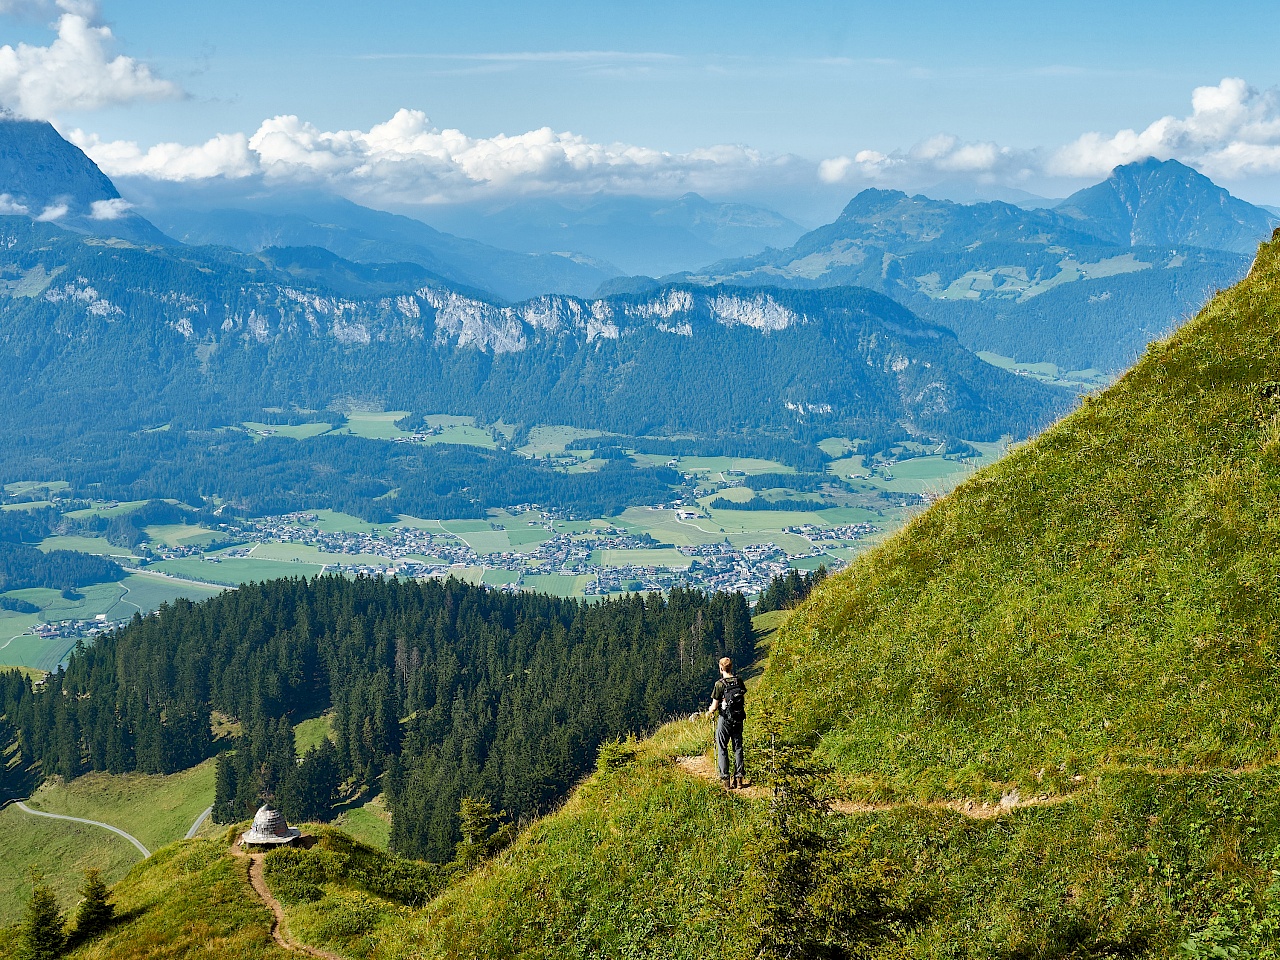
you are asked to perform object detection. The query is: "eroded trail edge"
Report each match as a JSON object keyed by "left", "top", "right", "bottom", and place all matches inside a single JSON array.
[{"left": 675, "top": 754, "right": 1073, "bottom": 819}]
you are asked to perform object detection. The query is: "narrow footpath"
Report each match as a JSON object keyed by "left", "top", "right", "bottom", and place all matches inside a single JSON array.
[
  {"left": 675, "top": 753, "right": 1073, "bottom": 819},
  {"left": 230, "top": 841, "right": 344, "bottom": 960}
]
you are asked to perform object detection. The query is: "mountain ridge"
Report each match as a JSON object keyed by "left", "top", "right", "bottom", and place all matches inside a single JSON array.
[{"left": 663, "top": 159, "right": 1269, "bottom": 373}]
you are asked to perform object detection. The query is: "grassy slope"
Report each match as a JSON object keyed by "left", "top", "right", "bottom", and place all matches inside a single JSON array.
[
  {"left": 0, "top": 804, "right": 141, "bottom": 926},
  {"left": 42, "top": 837, "right": 292, "bottom": 960},
  {"left": 24, "top": 758, "right": 217, "bottom": 853},
  {"left": 762, "top": 231, "right": 1280, "bottom": 798}
]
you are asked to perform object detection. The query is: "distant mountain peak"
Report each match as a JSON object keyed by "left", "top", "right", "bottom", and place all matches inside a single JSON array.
[
  {"left": 1057, "top": 157, "right": 1277, "bottom": 253},
  {"left": 0, "top": 116, "right": 171, "bottom": 245}
]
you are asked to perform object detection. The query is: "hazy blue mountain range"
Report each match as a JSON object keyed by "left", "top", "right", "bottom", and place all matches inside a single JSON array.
[
  {"left": 419, "top": 193, "right": 806, "bottom": 277},
  {"left": 125, "top": 182, "right": 620, "bottom": 301},
  {"left": 0, "top": 117, "right": 171, "bottom": 246},
  {"left": 660, "top": 160, "right": 1273, "bottom": 373},
  {"left": 0, "top": 216, "right": 1066, "bottom": 455}
]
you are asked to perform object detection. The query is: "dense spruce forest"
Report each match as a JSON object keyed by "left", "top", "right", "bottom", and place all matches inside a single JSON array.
[{"left": 0, "top": 575, "right": 752, "bottom": 861}]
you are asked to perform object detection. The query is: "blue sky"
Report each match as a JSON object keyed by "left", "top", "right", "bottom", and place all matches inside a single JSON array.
[{"left": 3, "top": 0, "right": 1280, "bottom": 215}]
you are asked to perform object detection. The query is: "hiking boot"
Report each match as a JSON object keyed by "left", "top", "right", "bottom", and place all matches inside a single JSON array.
[
  {"left": 721, "top": 778, "right": 732, "bottom": 790},
  {"left": 730, "top": 776, "right": 741, "bottom": 789}
]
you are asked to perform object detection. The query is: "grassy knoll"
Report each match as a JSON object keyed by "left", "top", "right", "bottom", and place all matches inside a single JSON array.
[
  {"left": 333, "top": 793, "right": 392, "bottom": 851},
  {"left": 33, "top": 837, "right": 293, "bottom": 960},
  {"left": 0, "top": 804, "right": 141, "bottom": 926},
  {"left": 293, "top": 713, "right": 334, "bottom": 754},
  {"left": 25, "top": 758, "right": 217, "bottom": 853}
]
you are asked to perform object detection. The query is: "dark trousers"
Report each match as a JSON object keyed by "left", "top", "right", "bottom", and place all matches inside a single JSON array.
[{"left": 716, "top": 717, "right": 744, "bottom": 780}]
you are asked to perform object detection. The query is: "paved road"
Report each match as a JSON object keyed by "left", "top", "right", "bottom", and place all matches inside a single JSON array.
[
  {"left": 11, "top": 800, "right": 151, "bottom": 857},
  {"left": 186, "top": 805, "right": 214, "bottom": 839}
]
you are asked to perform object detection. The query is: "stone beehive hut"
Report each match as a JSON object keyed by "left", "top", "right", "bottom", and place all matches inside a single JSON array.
[{"left": 240, "top": 804, "right": 301, "bottom": 847}]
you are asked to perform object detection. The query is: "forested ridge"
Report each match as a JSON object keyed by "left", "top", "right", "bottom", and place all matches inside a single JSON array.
[{"left": 0, "top": 575, "right": 752, "bottom": 861}]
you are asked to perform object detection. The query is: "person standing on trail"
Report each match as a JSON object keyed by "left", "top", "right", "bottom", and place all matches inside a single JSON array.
[{"left": 707, "top": 656, "right": 747, "bottom": 789}]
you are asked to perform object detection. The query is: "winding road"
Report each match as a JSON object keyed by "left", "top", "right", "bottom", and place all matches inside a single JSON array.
[
  {"left": 8, "top": 800, "right": 151, "bottom": 857},
  {"left": 186, "top": 804, "right": 214, "bottom": 839}
]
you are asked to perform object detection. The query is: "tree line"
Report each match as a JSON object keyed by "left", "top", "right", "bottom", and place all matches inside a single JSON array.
[{"left": 0, "top": 575, "right": 752, "bottom": 861}]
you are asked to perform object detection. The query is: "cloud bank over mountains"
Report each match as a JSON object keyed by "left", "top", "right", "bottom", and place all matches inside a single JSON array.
[{"left": 69, "top": 110, "right": 790, "bottom": 202}]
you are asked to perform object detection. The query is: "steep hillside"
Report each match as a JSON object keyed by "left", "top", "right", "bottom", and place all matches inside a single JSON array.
[
  {"left": 673, "top": 160, "right": 1271, "bottom": 373},
  {"left": 762, "top": 228, "right": 1280, "bottom": 793},
  {"left": 0, "top": 118, "right": 171, "bottom": 246}
]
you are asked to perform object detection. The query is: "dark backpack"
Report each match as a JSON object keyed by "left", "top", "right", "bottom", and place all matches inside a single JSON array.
[{"left": 720, "top": 676, "right": 746, "bottom": 724}]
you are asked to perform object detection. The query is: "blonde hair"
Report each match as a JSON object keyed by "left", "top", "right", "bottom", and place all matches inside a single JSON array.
[{"left": 719, "top": 657, "right": 733, "bottom": 673}]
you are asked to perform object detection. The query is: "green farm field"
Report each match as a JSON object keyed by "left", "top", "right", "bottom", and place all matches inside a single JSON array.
[
  {"left": 597, "top": 547, "right": 691, "bottom": 569},
  {"left": 63, "top": 499, "right": 150, "bottom": 520},
  {"left": 243, "top": 420, "right": 333, "bottom": 440},
  {"left": 144, "top": 523, "right": 220, "bottom": 548},
  {"left": 520, "top": 573, "right": 593, "bottom": 597},
  {"left": 516, "top": 424, "right": 603, "bottom": 457},
  {"left": 248, "top": 542, "right": 390, "bottom": 566},
  {"left": 156, "top": 556, "right": 324, "bottom": 585},
  {"left": 36, "top": 534, "right": 139, "bottom": 559}
]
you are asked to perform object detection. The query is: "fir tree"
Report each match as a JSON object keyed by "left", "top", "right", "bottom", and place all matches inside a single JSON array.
[
  {"left": 452, "top": 796, "right": 516, "bottom": 870},
  {"left": 71, "top": 868, "right": 113, "bottom": 940},
  {"left": 19, "top": 872, "right": 65, "bottom": 960}
]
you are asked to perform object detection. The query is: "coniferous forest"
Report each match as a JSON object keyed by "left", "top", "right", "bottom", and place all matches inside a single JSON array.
[{"left": 0, "top": 575, "right": 752, "bottom": 861}]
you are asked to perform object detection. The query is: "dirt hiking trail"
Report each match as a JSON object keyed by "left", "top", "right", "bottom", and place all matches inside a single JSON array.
[
  {"left": 675, "top": 753, "right": 1073, "bottom": 820},
  {"left": 231, "top": 840, "right": 343, "bottom": 960}
]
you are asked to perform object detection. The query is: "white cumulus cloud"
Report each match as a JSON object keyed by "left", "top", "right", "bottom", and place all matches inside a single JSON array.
[
  {"left": 88, "top": 196, "right": 130, "bottom": 219},
  {"left": 818, "top": 136, "right": 1034, "bottom": 187},
  {"left": 0, "top": 13, "right": 181, "bottom": 119},
  {"left": 72, "top": 108, "right": 791, "bottom": 203},
  {"left": 0, "top": 193, "right": 29, "bottom": 214},
  {"left": 1050, "top": 78, "right": 1280, "bottom": 179},
  {"left": 35, "top": 202, "right": 67, "bottom": 220}
]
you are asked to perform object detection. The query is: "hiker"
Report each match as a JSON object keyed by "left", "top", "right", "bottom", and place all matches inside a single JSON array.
[{"left": 706, "top": 656, "right": 746, "bottom": 788}]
